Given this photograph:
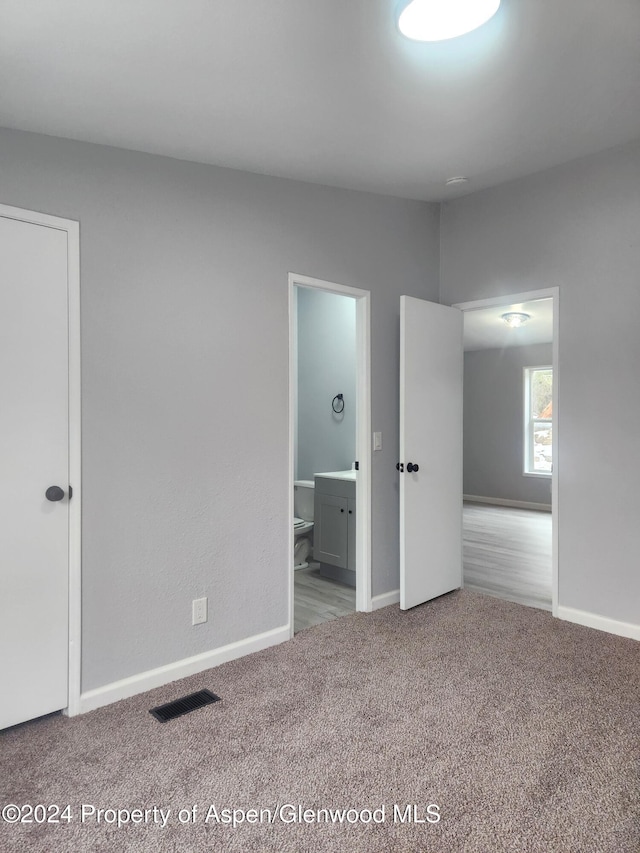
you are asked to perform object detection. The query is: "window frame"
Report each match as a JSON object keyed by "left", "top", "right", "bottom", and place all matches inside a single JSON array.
[{"left": 523, "top": 365, "right": 553, "bottom": 478}]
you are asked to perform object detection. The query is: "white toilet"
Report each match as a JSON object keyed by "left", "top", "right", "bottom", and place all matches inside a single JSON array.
[{"left": 293, "top": 480, "right": 315, "bottom": 569}]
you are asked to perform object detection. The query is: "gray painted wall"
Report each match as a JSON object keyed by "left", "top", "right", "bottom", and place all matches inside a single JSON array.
[
  {"left": 441, "top": 138, "right": 640, "bottom": 626},
  {"left": 296, "top": 288, "right": 356, "bottom": 481},
  {"left": 464, "top": 344, "right": 553, "bottom": 505},
  {"left": 0, "top": 127, "right": 439, "bottom": 691}
]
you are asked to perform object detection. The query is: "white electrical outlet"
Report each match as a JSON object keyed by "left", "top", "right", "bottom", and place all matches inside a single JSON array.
[{"left": 192, "top": 597, "right": 208, "bottom": 625}]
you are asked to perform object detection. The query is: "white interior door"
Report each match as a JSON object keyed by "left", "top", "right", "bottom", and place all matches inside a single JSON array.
[
  {"left": 1, "top": 214, "right": 70, "bottom": 729},
  {"left": 400, "top": 296, "right": 463, "bottom": 610}
]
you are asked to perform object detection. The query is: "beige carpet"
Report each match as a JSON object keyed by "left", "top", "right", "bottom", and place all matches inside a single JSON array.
[{"left": 1, "top": 590, "right": 638, "bottom": 852}]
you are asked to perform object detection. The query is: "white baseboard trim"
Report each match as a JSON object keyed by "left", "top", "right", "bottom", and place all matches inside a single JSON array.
[
  {"left": 78, "top": 624, "right": 290, "bottom": 715},
  {"left": 557, "top": 606, "right": 640, "bottom": 641},
  {"left": 464, "top": 494, "right": 552, "bottom": 512},
  {"left": 371, "top": 589, "right": 400, "bottom": 610}
]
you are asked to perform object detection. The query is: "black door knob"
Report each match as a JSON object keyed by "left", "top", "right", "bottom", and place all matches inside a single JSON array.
[
  {"left": 45, "top": 486, "right": 65, "bottom": 502},
  {"left": 407, "top": 462, "right": 419, "bottom": 473},
  {"left": 396, "top": 462, "right": 404, "bottom": 472}
]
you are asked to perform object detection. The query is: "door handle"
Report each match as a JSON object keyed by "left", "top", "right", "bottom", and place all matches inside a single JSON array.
[
  {"left": 406, "top": 462, "right": 419, "bottom": 473},
  {"left": 45, "top": 486, "right": 65, "bottom": 501}
]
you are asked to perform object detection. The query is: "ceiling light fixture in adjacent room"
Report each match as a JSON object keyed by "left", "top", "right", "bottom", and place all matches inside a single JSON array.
[
  {"left": 501, "top": 312, "right": 530, "bottom": 328},
  {"left": 397, "top": 0, "right": 501, "bottom": 42}
]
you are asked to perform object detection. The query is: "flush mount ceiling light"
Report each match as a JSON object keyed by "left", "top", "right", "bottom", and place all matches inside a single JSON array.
[
  {"left": 397, "top": 0, "right": 501, "bottom": 42},
  {"left": 501, "top": 312, "right": 530, "bottom": 328}
]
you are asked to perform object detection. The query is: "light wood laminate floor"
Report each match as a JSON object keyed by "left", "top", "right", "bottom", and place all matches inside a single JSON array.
[
  {"left": 463, "top": 502, "right": 552, "bottom": 611},
  {"left": 294, "top": 564, "right": 356, "bottom": 633}
]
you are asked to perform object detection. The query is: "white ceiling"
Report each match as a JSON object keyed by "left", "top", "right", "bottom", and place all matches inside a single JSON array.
[
  {"left": 1, "top": 1, "right": 639, "bottom": 201},
  {"left": 463, "top": 298, "right": 553, "bottom": 351}
]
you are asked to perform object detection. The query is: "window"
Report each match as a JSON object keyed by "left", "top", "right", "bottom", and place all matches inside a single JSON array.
[{"left": 524, "top": 366, "right": 552, "bottom": 475}]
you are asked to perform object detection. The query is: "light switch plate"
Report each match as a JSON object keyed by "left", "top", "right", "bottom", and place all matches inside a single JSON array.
[{"left": 373, "top": 431, "right": 382, "bottom": 451}]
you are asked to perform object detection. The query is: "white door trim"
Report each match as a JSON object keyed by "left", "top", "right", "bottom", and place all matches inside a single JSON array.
[
  {"left": 288, "top": 273, "right": 372, "bottom": 634},
  {"left": 0, "top": 203, "right": 81, "bottom": 717},
  {"left": 452, "top": 287, "right": 559, "bottom": 617}
]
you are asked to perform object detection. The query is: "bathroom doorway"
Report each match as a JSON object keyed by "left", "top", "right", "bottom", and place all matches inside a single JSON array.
[{"left": 288, "top": 274, "right": 372, "bottom": 636}]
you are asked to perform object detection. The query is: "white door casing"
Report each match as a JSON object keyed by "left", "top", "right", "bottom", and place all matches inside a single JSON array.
[
  {"left": 0, "top": 205, "right": 81, "bottom": 728},
  {"left": 399, "top": 296, "right": 463, "bottom": 610}
]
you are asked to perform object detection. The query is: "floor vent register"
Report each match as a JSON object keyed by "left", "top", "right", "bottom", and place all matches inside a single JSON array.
[{"left": 150, "top": 689, "right": 221, "bottom": 723}]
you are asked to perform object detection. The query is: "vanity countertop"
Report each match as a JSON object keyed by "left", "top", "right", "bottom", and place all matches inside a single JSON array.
[{"left": 314, "top": 470, "right": 357, "bottom": 481}]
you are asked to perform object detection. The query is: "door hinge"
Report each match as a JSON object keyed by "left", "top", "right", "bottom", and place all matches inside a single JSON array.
[
  {"left": 68, "top": 485, "right": 73, "bottom": 499},
  {"left": 354, "top": 461, "right": 359, "bottom": 471}
]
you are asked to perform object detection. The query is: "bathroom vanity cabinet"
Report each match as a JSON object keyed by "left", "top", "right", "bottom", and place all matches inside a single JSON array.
[{"left": 313, "top": 471, "right": 356, "bottom": 587}]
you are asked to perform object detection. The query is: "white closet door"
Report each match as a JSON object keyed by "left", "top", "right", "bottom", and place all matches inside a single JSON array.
[{"left": 1, "top": 215, "right": 70, "bottom": 729}]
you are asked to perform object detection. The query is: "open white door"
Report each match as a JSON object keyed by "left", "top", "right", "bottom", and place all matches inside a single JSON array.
[{"left": 400, "top": 296, "right": 463, "bottom": 610}]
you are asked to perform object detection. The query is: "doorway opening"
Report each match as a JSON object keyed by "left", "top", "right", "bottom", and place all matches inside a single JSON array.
[
  {"left": 454, "top": 289, "right": 559, "bottom": 615},
  {"left": 288, "top": 274, "right": 372, "bottom": 636}
]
